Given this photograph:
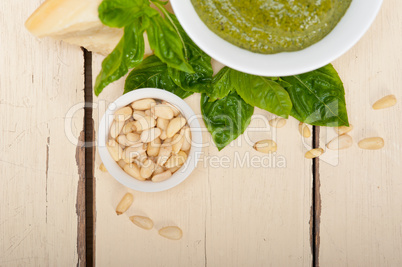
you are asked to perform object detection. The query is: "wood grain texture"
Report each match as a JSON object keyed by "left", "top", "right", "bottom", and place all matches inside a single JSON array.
[
  {"left": 319, "top": 0, "right": 402, "bottom": 265},
  {"left": 0, "top": 1, "right": 84, "bottom": 265},
  {"left": 92, "top": 55, "right": 313, "bottom": 266}
]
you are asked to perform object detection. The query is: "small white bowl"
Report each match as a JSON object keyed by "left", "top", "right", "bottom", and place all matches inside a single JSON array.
[
  {"left": 170, "top": 0, "right": 383, "bottom": 76},
  {"left": 98, "top": 88, "right": 202, "bottom": 192}
]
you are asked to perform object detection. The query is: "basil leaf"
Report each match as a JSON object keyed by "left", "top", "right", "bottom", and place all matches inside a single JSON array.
[
  {"left": 282, "top": 64, "right": 349, "bottom": 127},
  {"left": 205, "top": 67, "right": 234, "bottom": 101},
  {"left": 167, "top": 15, "right": 213, "bottom": 93},
  {"left": 98, "top": 0, "right": 149, "bottom": 28},
  {"left": 201, "top": 92, "right": 254, "bottom": 151},
  {"left": 231, "top": 71, "right": 292, "bottom": 118},
  {"left": 94, "top": 19, "right": 145, "bottom": 96},
  {"left": 124, "top": 55, "right": 193, "bottom": 99},
  {"left": 146, "top": 2, "right": 194, "bottom": 74}
]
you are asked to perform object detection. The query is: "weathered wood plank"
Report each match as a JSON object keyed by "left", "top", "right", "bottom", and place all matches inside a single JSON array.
[
  {"left": 319, "top": 0, "right": 402, "bottom": 265},
  {"left": 0, "top": 1, "right": 85, "bottom": 265},
  {"left": 92, "top": 53, "right": 312, "bottom": 266}
]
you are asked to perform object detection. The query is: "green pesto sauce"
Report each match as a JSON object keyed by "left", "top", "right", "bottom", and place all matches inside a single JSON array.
[{"left": 191, "top": 0, "right": 352, "bottom": 54}]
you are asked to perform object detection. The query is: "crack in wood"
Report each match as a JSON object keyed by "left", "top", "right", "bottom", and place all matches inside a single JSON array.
[
  {"left": 83, "top": 48, "right": 95, "bottom": 267},
  {"left": 310, "top": 126, "right": 321, "bottom": 267},
  {"left": 75, "top": 131, "right": 86, "bottom": 267}
]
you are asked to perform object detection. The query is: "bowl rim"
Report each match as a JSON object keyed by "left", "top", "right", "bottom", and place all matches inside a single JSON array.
[
  {"left": 170, "top": 0, "right": 383, "bottom": 76},
  {"left": 98, "top": 88, "right": 202, "bottom": 192}
]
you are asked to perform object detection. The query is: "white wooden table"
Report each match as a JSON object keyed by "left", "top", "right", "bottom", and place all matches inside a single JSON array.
[{"left": 1, "top": 0, "right": 401, "bottom": 266}]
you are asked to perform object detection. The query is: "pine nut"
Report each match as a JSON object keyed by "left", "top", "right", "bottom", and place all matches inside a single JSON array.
[
  {"left": 358, "top": 137, "right": 384, "bottom": 150},
  {"left": 168, "top": 166, "right": 181, "bottom": 174},
  {"left": 122, "top": 145, "right": 145, "bottom": 163},
  {"left": 124, "top": 162, "right": 144, "bottom": 181},
  {"left": 117, "top": 135, "right": 129, "bottom": 146},
  {"left": 115, "top": 193, "right": 134, "bottom": 215},
  {"left": 154, "top": 165, "right": 165, "bottom": 175},
  {"left": 158, "top": 226, "right": 183, "bottom": 240},
  {"left": 131, "top": 98, "right": 156, "bottom": 110},
  {"left": 114, "top": 106, "right": 133, "bottom": 121},
  {"left": 110, "top": 120, "right": 125, "bottom": 138},
  {"left": 117, "top": 159, "right": 126, "bottom": 168},
  {"left": 140, "top": 127, "right": 161, "bottom": 143},
  {"left": 163, "top": 101, "right": 181, "bottom": 116},
  {"left": 157, "top": 117, "right": 169, "bottom": 131},
  {"left": 140, "top": 159, "right": 156, "bottom": 179},
  {"left": 253, "top": 140, "right": 277, "bottom": 153},
  {"left": 164, "top": 151, "right": 187, "bottom": 168},
  {"left": 147, "top": 137, "right": 161, "bottom": 157},
  {"left": 99, "top": 163, "right": 108, "bottom": 172},
  {"left": 154, "top": 104, "right": 174, "bottom": 120},
  {"left": 181, "top": 127, "right": 191, "bottom": 151},
  {"left": 269, "top": 118, "right": 286, "bottom": 128},
  {"left": 172, "top": 133, "right": 185, "bottom": 153},
  {"left": 372, "top": 95, "right": 397, "bottom": 110},
  {"left": 122, "top": 121, "right": 136, "bottom": 134},
  {"left": 304, "top": 148, "right": 324, "bottom": 159},
  {"left": 326, "top": 134, "right": 353, "bottom": 150},
  {"left": 160, "top": 130, "right": 168, "bottom": 140},
  {"left": 152, "top": 170, "right": 173, "bottom": 183},
  {"left": 133, "top": 110, "right": 146, "bottom": 120},
  {"left": 167, "top": 117, "right": 186, "bottom": 138},
  {"left": 298, "top": 122, "right": 311, "bottom": 138},
  {"left": 134, "top": 116, "right": 156, "bottom": 131},
  {"left": 157, "top": 146, "right": 172, "bottom": 166},
  {"left": 107, "top": 139, "right": 123, "bottom": 161},
  {"left": 145, "top": 109, "right": 156, "bottom": 119},
  {"left": 334, "top": 125, "right": 353, "bottom": 135},
  {"left": 126, "top": 133, "right": 141, "bottom": 143},
  {"left": 129, "top": 215, "right": 154, "bottom": 230}
]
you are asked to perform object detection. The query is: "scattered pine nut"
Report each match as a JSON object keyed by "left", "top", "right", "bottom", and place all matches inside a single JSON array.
[
  {"left": 116, "top": 193, "right": 134, "bottom": 215},
  {"left": 129, "top": 215, "right": 154, "bottom": 230},
  {"left": 269, "top": 118, "right": 286, "bottom": 128},
  {"left": 298, "top": 122, "right": 311, "bottom": 138},
  {"left": 253, "top": 140, "right": 277, "bottom": 153},
  {"left": 358, "top": 137, "right": 384, "bottom": 150},
  {"left": 99, "top": 163, "right": 108, "bottom": 172},
  {"left": 372, "top": 95, "right": 397, "bottom": 110},
  {"left": 305, "top": 148, "right": 324, "bottom": 159},
  {"left": 326, "top": 134, "right": 353, "bottom": 150},
  {"left": 334, "top": 125, "right": 353, "bottom": 135},
  {"left": 158, "top": 226, "right": 183, "bottom": 240}
]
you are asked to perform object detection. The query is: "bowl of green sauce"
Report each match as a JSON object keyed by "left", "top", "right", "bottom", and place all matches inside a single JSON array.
[{"left": 170, "top": 0, "right": 383, "bottom": 76}]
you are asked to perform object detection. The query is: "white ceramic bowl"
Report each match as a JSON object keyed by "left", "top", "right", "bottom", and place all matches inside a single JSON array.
[
  {"left": 98, "top": 89, "right": 202, "bottom": 192},
  {"left": 171, "top": 0, "right": 383, "bottom": 76}
]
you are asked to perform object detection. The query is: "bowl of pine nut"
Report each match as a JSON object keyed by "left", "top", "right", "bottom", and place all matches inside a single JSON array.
[{"left": 98, "top": 88, "right": 202, "bottom": 192}]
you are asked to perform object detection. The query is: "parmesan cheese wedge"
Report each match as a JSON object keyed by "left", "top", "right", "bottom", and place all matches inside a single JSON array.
[{"left": 25, "top": 0, "right": 152, "bottom": 56}]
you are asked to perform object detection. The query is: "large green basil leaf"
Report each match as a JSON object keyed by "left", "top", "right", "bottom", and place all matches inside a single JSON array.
[
  {"left": 146, "top": 2, "right": 194, "bottom": 74},
  {"left": 98, "top": 0, "right": 149, "bottom": 28},
  {"left": 167, "top": 15, "right": 213, "bottom": 93},
  {"left": 201, "top": 92, "right": 254, "bottom": 151},
  {"left": 94, "top": 19, "right": 145, "bottom": 96},
  {"left": 231, "top": 71, "right": 292, "bottom": 118},
  {"left": 124, "top": 55, "right": 193, "bottom": 99},
  {"left": 282, "top": 64, "right": 349, "bottom": 127},
  {"left": 205, "top": 67, "right": 233, "bottom": 101}
]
